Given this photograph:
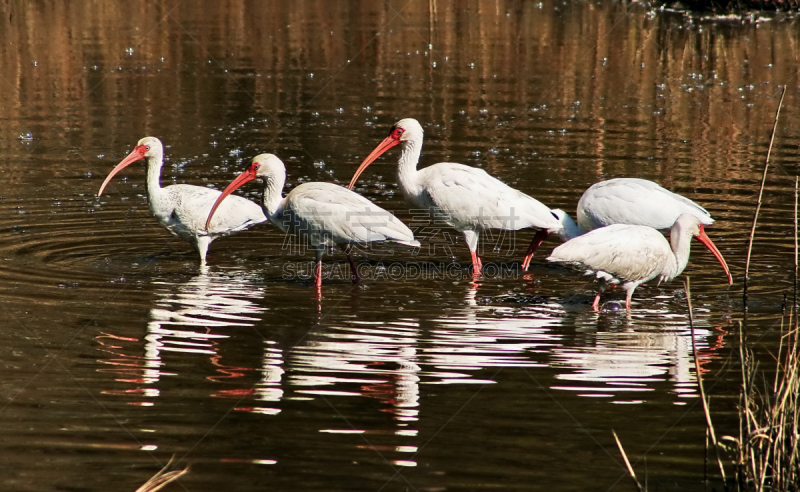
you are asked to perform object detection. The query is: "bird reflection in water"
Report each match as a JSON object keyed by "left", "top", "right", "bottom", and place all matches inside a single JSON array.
[
  {"left": 291, "top": 282, "right": 563, "bottom": 426},
  {"left": 96, "top": 268, "right": 282, "bottom": 410},
  {"left": 549, "top": 306, "right": 731, "bottom": 404},
  {"left": 427, "top": 283, "right": 563, "bottom": 383},
  {"left": 292, "top": 329, "right": 422, "bottom": 466},
  {"left": 292, "top": 320, "right": 422, "bottom": 426},
  {"left": 446, "top": 282, "right": 730, "bottom": 405}
]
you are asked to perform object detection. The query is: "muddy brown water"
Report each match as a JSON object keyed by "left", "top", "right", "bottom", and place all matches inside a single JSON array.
[{"left": 1, "top": 1, "right": 799, "bottom": 490}]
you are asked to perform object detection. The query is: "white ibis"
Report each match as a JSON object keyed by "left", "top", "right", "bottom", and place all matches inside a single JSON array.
[
  {"left": 546, "top": 213, "right": 733, "bottom": 311},
  {"left": 347, "top": 118, "right": 561, "bottom": 273},
  {"left": 205, "top": 154, "right": 420, "bottom": 289},
  {"left": 552, "top": 178, "right": 715, "bottom": 240},
  {"left": 98, "top": 137, "right": 267, "bottom": 265}
]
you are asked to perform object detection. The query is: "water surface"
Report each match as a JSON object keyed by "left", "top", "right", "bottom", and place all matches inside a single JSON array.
[{"left": 1, "top": 1, "right": 798, "bottom": 490}]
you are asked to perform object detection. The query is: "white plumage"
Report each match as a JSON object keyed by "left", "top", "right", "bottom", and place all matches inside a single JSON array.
[
  {"left": 205, "top": 154, "right": 419, "bottom": 288},
  {"left": 347, "top": 118, "right": 560, "bottom": 273},
  {"left": 547, "top": 213, "right": 732, "bottom": 311},
  {"left": 553, "top": 177, "right": 714, "bottom": 240},
  {"left": 98, "top": 137, "right": 266, "bottom": 265}
]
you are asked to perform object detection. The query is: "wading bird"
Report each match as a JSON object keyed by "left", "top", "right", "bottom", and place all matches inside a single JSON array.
[
  {"left": 546, "top": 213, "right": 733, "bottom": 311},
  {"left": 551, "top": 178, "right": 715, "bottom": 240},
  {"left": 347, "top": 118, "right": 561, "bottom": 274},
  {"left": 205, "top": 153, "right": 420, "bottom": 289},
  {"left": 98, "top": 137, "right": 266, "bottom": 265}
]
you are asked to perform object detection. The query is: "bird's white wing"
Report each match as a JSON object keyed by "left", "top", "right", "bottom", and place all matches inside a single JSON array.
[
  {"left": 283, "top": 182, "right": 418, "bottom": 247},
  {"left": 547, "top": 224, "right": 671, "bottom": 284},
  {"left": 418, "top": 163, "right": 559, "bottom": 231},
  {"left": 577, "top": 178, "right": 713, "bottom": 231},
  {"left": 163, "top": 185, "right": 266, "bottom": 237}
]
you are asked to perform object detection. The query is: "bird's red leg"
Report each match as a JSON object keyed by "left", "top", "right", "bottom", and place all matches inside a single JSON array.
[
  {"left": 470, "top": 251, "right": 483, "bottom": 275},
  {"left": 315, "top": 258, "right": 323, "bottom": 289},
  {"left": 592, "top": 291, "right": 602, "bottom": 311},
  {"left": 462, "top": 231, "right": 482, "bottom": 275},
  {"left": 522, "top": 229, "right": 549, "bottom": 271},
  {"left": 345, "top": 245, "right": 360, "bottom": 284}
]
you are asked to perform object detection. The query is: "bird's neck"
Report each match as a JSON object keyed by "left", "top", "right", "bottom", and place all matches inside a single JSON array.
[
  {"left": 554, "top": 211, "right": 585, "bottom": 241},
  {"left": 145, "top": 155, "right": 164, "bottom": 198},
  {"left": 666, "top": 227, "right": 693, "bottom": 280},
  {"left": 260, "top": 176, "right": 285, "bottom": 220},
  {"left": 397, "top": 138, "right": 423, "bottom": 197}
]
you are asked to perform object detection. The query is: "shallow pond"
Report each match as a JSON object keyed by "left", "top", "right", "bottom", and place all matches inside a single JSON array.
[{"left": 1, "top": 1, "right": 799, "bottom": 490}]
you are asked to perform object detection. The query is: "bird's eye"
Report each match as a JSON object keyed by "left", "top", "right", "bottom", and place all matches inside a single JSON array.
[
  {"left": 395, "top": 129, "right": 404, "bottom": 137},
  {"left": 145, "top": 145, "right": 150, "bottom": 151},
  {"left": 253, "top": 164, "right": 260, "bottom": 170}
]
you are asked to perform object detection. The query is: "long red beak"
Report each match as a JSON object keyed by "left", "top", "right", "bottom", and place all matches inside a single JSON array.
[
  {"left": 97, "top": 146, "right": 146, "bottom": 196},
  {"left": 347, "top": 135, "right": 400, "bottom": 190},
  {"left": 695, "top": 226, "right": 733, "bottom": 285},
  {"left": 205, "top": 168, "right": 257, "bottom": 231}
]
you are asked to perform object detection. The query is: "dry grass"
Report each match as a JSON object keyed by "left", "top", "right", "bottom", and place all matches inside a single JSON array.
[
  {"left": 744, "top": 86, "right": 787, "bottom": 308},
  {"left": 612, "top": 429, "right": 645, "bottom": 492},
  {"left": 728, "top": 85, "right": 799, "bottom": 491},
  {"left": 685, "top": 278, "right": 728, "bottom": 485},
  {"left": 135, "top": 456, "right": 189, "bottom": 492},
  {"left": 729, "top": 315, "right": 800, "bottom": 491},
  {"left": 614, "top": 294, "right": 800, "bottom": 491}
]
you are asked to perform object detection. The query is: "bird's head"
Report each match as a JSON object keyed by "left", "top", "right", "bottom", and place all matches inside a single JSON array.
[
  {"left": 673, "top": 213, "right": 733, "bottom": 285},
  {"left": 248, "top": 153, "right": 286, "bottom": 183},
  {"left": 347, "top": 117, "right": 423, "bottom": 190},
  {"left": 549, "top": 209, "right": 584, "bottom": 241},
  {"left": 133, "top": 136, "right": 163, "bottom": 160},
  {"left": 205, "top": 154, "right": 286, "bottom": 231},
  {"left": 387, "top": 118, "right": 423, "bottom": 144},
  {"left": 97, "top": 136, "right": 164, "bottom": 197}
]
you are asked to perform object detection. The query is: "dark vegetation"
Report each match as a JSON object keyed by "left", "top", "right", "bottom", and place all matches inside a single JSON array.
[{"left": 653, "top": 0, "right": 798, "bottom": 15}]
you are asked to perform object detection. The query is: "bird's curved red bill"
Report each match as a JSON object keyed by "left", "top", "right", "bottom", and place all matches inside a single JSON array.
[
  {"left": 97, "top": 146, "right": 146, "bottom": 196},
  {"left": 205, "top": 168, "right": 257, "bottom": 231},
  {"left": 695, "top": 227, "right": 733, "bottom": 285},
  {"left": 347, "top": 136, "right": 400, "bottom": 190}
]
